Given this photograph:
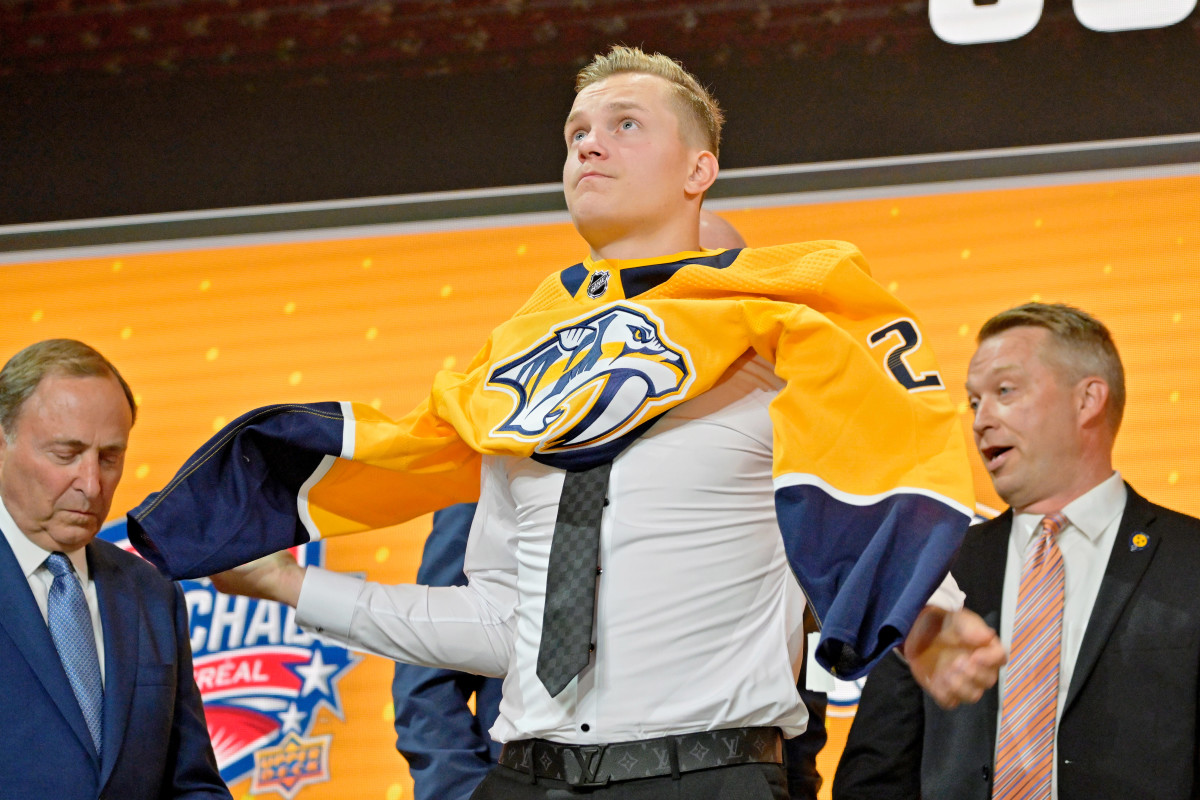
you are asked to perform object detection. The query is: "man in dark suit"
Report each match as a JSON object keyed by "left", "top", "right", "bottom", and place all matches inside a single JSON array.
[
  {"left": 834, "top": 302, "right": 1200, "bottom": 800},
  {"left": 0, "top": 339, "right": 230, "bottom": 799}
]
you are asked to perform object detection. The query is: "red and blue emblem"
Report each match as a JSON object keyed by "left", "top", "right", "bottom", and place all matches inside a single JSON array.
[{"left": 100, "top": 518, "right": 360, "bottom": 789}]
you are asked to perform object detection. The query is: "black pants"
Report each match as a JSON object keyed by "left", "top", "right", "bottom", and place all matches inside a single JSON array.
[{"left": 470, "top": 763, "right": 790, "bottom": 799}]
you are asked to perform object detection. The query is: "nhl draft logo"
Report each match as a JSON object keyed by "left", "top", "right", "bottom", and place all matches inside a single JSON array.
[
  {"left": 100, "top": 519, "right": 359, "bottom": 796},
  {"left": 487, "top": 303, "right": 694, "bottom": 452},
  {"left": 586, "top": 270, "right": 610, "bottom": 298}
]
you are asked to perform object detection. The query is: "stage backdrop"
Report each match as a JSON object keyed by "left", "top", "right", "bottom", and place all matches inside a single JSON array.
[{"left": 1, "top": 171, "right": 1198, "bottom": 799}]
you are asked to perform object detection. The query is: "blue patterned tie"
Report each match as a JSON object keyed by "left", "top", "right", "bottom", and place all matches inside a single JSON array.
[{"left": 45, "top": 552, "right": 104, "bottom": 755}]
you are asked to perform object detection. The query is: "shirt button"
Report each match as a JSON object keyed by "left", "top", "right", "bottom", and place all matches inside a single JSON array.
[
  {"left": 596, "top": 567, "right": 603, "bottom": 575},
  {"left": 581, "top": 723, "right": 590, "bottom": 732},
  {"left": 588, "top": 643, "right": 596, "bottom": 652}
]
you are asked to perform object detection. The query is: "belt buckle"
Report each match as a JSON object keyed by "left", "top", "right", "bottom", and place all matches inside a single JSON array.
[{"left": 561, "top": 744, "right": 610, "bottom": 788}]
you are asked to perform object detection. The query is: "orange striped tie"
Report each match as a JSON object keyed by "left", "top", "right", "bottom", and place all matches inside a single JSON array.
[{"left": 993, "top": 513, "right": 1068, "bottom": 800}]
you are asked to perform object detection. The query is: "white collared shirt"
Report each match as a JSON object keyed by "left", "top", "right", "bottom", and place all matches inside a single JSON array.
[
  {"left": 0, "top": 497, "right": 106, "bottom": 684},
  {"left": 297, "top": 355, "right": 962, "bottom": 744},
  {"left": 996, "top": 470, "right": 1126, "bottom": 796}
]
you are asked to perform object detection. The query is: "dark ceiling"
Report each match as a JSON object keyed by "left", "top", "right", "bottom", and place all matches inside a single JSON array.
[
  {"left": 2, "top": 1, "right": 1197, "bottom": 225},
  {"left": 2, "top": 0, "right": 936, "bottom": 84}
]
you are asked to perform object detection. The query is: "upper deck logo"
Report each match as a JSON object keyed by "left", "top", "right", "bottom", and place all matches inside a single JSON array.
[
  {"left": 250, "top": 731, "right": 333, "bottom": 799},
  {"left": 487, "top": 303, "right": 694, "bottom": 453},
  {"left": 100, "top": 519, "right": 360, "bottom": 793}
]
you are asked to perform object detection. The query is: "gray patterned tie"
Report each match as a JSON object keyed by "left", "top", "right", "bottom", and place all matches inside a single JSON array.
[
  {"left": 536, "top": 461, "right": 612, "bottom": 697},
  {"left": 45, "top": 552, "right": 104, "bottom": 755}
]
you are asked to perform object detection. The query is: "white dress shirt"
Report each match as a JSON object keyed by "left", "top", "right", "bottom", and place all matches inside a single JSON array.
[
  {"left": 297, "top": 355, "right": 962, "bottom": 744},
  {"left": 995, "top": 470, "right": 1126, "bottom": 797},
  {"left": 0, "top": 497, "right": 107, "bottom": 684}
]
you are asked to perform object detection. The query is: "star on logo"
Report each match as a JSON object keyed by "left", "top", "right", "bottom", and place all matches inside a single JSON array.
[
  {"left": 278, "top": 702, "right": 307, "bottom": 734},
  {"left": 295, "top": 650, "right": 338, "bottom": 697}
]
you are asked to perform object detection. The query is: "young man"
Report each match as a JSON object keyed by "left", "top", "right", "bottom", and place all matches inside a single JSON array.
[
  {"left": 834, "top": 303, "right": 1200, "bottom": 800},
  {"left": 390, "top": 214, "right": 834, "bottom": 800},
  {"left": 130, "top": 47, "right": 1004, "bottom": 799},
  {"left": 0, "top": 339, "right": 229, "bottom": 800}
]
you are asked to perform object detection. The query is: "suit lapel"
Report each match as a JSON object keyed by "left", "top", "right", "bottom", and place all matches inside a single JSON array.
[
  {"left": 958, "top": 513, "right": 1011, "bottom": 759},
  {"left": 92, "top": 542, "right": 141, "bottom": 788},
  {"left": 960, "top": 513, "right": 1011, "bottom": 623},
  {"left": 1063, "top": 486, "right": 1158, "bottom": 712},
  {"left": 0, "top": 534, "right": 100, "bottom": 762}
]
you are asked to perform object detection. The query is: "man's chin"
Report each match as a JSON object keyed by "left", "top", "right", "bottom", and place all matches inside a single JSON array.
[
  {"left": 989, "top": 475, "right": 1019, "bottom": 508},
  {"left": 46, "top": 521, "right": 100, "bottom": 550}
]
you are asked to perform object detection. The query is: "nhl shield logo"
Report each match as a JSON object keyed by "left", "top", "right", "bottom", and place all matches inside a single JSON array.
[{"left": 586, "top": 270, "right": 610, "bottom": 298}]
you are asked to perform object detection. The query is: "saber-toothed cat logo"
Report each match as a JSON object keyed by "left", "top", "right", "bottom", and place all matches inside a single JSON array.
[{"left": 487, "top": 303, "right": 694, "bottom": 453}]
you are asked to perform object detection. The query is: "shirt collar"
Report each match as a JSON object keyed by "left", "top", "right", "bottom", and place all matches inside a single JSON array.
[
  {"left": 0, "top": 496, "right": 91, "bottom": 583},
  {"left": 1012, "top": 471, "right": 1126, "bottom": 548}
]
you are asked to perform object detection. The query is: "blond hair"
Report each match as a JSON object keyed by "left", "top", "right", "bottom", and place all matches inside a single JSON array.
[
  {"left": 575, "top": 45, "right": 723, "bottom": 158},
  {"left": 978, "top": 302, "right": 1125, "bottom": 433}
]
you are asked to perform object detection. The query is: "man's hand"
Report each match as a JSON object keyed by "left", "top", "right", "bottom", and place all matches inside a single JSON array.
[
  {"left": 210, "top": 550, "right": 306, "bottom": 608},
  {"left": 902, "top": 606, "right": 1006, "bottom": 709}
]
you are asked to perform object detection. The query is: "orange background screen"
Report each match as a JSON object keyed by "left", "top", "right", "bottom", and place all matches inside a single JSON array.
[{"left": 1, "top": 172, "right": 1197, "bottom": 799}]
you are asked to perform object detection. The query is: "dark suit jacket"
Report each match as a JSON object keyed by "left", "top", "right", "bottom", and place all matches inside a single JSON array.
[
  {"left": 392, "top": 504, "right": 505, "bottom": 800},
  {"left": 834, "top": 485, "right": 1200, "bottom": 800},
  {"left": 0, "top": 534, "right": 231, "bottom": 799}
]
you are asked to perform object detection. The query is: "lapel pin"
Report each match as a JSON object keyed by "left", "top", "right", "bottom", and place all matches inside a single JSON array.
[{"left": 1130, "top": 532, "right": 1149, "bottom": 552}]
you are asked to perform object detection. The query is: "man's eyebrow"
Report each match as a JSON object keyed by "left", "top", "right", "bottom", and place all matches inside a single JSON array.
[
  {"left": 565, "top": 100, "right": 648, "bottom": 127},
  {"left": 47, "top": 438, "right": 127, "bottom": 451},
  {"left": 966, "top": 363, "right": 1022, "bottom": 389}
]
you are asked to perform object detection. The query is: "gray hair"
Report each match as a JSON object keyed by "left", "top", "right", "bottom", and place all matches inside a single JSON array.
[{"left": 0, "top": 339, "right": 136, "bottom": 438}]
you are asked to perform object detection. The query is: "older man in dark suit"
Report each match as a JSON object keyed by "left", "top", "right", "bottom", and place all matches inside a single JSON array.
[
  {"left": 0, "top": 339, "right": 230, "bottom": 800},
  {"left": 834, "top": 302, "right": 1200, "bottom": 800}
]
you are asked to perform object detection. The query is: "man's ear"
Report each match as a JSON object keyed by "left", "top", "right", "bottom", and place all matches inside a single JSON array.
[
  {"left": 1076, "top": 376, "right": 1110, "bottom": 429},
  {"left": 685, "top": 151, "right": 719, "bottom": 198}
]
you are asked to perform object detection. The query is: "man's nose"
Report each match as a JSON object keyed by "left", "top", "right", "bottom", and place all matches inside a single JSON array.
[
  {"left": 576, "top": 129, "right": 607, "bottom": 159},
  {"left": 971, "top": 398, "right": 993, "bottom": 436},
  {"left": 74, "top": 454, "right": 102, "bottom": 498}
]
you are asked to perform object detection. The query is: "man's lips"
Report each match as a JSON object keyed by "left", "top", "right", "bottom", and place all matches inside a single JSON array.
[{"left": 980, "top": 445, "right": 1013, "bottom": 471}]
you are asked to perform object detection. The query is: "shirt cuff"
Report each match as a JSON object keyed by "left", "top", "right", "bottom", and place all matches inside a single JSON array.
[
  {"left": 295, "top": 567, "right": 365, "bottom": 637},
  {"left": 925, "top": 570, "right": 965, "bottom": 613}
]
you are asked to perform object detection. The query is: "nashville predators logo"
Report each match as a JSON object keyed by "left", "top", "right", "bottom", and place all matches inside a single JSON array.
[{"left": 487, "top": 303, "right": 694, "bottom": 452}]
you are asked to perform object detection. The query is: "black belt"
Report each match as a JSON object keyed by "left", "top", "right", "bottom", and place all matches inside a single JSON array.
[{"left": 498, "top": 726, "right": 783, "bottom": 788}]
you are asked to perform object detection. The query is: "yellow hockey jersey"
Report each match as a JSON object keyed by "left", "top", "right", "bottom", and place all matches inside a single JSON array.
[{"left": 130, "top": 240, "right": 974, "bottom": 678}]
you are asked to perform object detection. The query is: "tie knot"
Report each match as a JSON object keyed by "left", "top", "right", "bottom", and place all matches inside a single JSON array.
[
  {"left": 44, "top": 552, "right": 74, "bottom": 578},
  {"left": 1040, "top": 513, "right": 1068, "bottom": 539}
]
